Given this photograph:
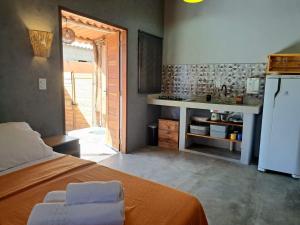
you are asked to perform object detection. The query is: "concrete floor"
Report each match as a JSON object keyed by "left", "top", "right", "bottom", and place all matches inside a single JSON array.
[
  {"left": 100, "top": 147, "right": 300, "bottom": 225},
  {"left": 68, "top": 127, "right": 117, "bottom": 162}
]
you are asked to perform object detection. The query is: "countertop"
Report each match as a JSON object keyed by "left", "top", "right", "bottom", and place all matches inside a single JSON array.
[{"left": 147, "top": 94, "right": 262, "bottom": 114}]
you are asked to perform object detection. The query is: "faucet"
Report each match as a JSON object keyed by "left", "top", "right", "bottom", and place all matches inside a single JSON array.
[{"left": 221, "top": 85, "right": 227, "bottom": 97}]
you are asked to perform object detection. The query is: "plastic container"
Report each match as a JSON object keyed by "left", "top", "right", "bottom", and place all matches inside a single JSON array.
[
  {"left": 190, "top": 125, "right": 209, "bottom": 135},
  {"left": 230, "top": 133, "right": 237, "bottom": 140},
  {"left": 148, "top": 124, "right": 158, "bottom": 146},
  {"left": 237, "top": 133, "right": 243, "bottom": 141},
  {"left": 210, "top": 130, "right": 227, "bottom": 139},
  {"left": 210, "top": 125, "right": 228, "bottom": 132},
  {"left": 210, "top": 125, "right": 228, "bottom": 138}
]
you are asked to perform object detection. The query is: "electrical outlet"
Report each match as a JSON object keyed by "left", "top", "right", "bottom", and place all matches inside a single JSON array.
[
  {"left": 215, "top": 80, "right": 221, "bottom": 88},
  {"left": 246, "top": 78, "right": 260, "bottom": 94},
  {"left": 39, "top": 78, "right": 47, "bottom": 90}
]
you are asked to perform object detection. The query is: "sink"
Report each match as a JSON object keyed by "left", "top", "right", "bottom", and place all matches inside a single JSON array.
[
  {"left": 211, "top": 98, "right": 237, "bottom": 105},
  {"left": 185, "top": 97, "right": 206, "bottom": 103},
  {"left": 186, "top": 97, "right": 237, "bottom": 105},
  {"left": 148, "top": 94, "right": 262, "bottom": 114},
  {"left": 185, "top": 96, "right": 262, "bottom": 106}
]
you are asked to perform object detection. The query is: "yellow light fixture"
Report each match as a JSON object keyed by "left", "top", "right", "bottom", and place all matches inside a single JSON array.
[
  {"left": 183, "top": 0, "right": 204, "bottom": 3},
  {"left": 29, "top": 30, "right": 54, "bottom": 58}
]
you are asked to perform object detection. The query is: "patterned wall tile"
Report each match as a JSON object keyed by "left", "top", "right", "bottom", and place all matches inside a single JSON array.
[{"left": 162, "top": 63, "right": 267, "bottom": 99}]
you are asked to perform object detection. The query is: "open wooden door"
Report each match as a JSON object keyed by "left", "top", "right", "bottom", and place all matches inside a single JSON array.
[
  {"left": 63, "top": 62, "right": 94, "bottom": 131},
  {"left": 105, "top": 32, "right": 120, "bottom": 150}
]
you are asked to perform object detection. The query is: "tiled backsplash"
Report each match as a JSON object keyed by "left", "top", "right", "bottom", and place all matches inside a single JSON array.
[{"left": 161, "top": 63, "right": 267, "bottom": 99}]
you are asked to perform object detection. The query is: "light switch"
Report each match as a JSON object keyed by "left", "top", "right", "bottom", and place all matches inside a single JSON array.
[
  {"left": 39, "top": 78, "right": 47, "bottom": 90},
  {"left": 215, "top": 80, "right": 221, "bottom": 88},
  {"left": 246, "top": 78, "right": 260, "bottom": 94}
]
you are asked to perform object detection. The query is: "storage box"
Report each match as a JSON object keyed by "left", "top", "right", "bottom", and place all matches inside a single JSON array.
[
  {"left": 210, "top": 125, "right": 228, "bottom": 138},
  {"left": 190, "top": 125, "right": 209, "bottom": 135},
  {"left": 210, "top": 125, "right": 228, "bottom": 132},
  {"left": 210, "top": 130, "right": 227, "bottom": 139}
]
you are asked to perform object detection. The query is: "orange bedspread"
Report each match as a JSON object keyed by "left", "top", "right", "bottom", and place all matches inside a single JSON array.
[{"left": 0, "top": 156, "right": 208, "bottom": 225}]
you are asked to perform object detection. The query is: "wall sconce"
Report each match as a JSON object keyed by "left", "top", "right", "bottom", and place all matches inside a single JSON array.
[{"left": 29, "top": 30, "right": 53, "bottom": 58}]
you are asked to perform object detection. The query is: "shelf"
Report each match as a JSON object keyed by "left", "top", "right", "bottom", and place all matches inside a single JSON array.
[
  {"left": 186, "top": 144, "right": 241, "bottom": 162},
  {"left": 193, "top": 120, "right": 243, "bottom": 127},
  {"left": 186, "top": 132, "right": 242, "bottom": 143}
]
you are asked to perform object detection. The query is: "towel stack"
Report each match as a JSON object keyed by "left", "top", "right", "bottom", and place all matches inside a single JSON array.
[{"left": 27, "top": 181, "right": 125, "bottom": 225}]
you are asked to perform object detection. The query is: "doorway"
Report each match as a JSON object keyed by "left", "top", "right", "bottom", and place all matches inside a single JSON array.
[{"left": 59, "top": 8, "right": 127, "bottom": 160}]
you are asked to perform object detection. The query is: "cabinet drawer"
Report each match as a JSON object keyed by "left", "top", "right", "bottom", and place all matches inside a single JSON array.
[
  {"left": 158, "top": 129, "right": 178, "bottom": 150},
  {"left": 159, "top": 119, "right": 179, "bottom": 131},
  {"left": 158, "top": 129, "right": 179, "bottom": 143},
  {"left": 159, "top": 140, "right": 178, "bottom": 150}
]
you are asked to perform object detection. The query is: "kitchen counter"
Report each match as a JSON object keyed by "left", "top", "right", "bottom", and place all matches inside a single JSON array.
[
  {"left": 147, "top": 94, "right": 263, "bottom": 165},
  {"left": 147, "top": 94, "right": 262, "bottom": 114}
]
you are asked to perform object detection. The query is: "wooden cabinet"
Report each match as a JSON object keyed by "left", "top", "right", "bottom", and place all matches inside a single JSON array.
[
  {"left": 158, "top": 119, "right": 179, "bottom": 150},
  {"left": 267, "top": 54, "right": 300, "bottom": 74}
]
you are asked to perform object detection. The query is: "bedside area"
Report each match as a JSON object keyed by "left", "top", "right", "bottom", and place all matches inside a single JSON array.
[{"left": 43, "top": 135, "right": 80, "bottom": 157}]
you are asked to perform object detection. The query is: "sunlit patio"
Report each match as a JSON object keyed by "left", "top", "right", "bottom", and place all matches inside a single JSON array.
[{"left": 68, "top": 127, "right": 118, "bottom": 162}]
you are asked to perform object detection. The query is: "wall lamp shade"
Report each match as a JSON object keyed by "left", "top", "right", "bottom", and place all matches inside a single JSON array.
[
  {"left": 29, "top": 30, "right": 54, "bottom": 58},
  {"left": 183, "top": 0, "right": 204, "bottom": 3}
]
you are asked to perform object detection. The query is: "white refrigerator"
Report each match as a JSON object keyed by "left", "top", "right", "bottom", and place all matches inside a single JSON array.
[{"left": 258, "top": 75, "right": 300, "bottom": 178}]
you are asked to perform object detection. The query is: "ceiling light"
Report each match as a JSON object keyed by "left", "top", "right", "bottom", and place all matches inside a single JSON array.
[
  {"left": 183, "top": 0, "right": 204, "bottom": 3},
  {"left": 62, "top": 27, "right": 76, "bottom": 44},
  {"left": 62, "top": 18, "right": 76, "bottom": 44}
]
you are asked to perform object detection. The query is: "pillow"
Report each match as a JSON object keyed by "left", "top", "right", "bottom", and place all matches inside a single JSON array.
[
  {"left": 0, "top": 122, "right": 33, "bottom": 131},
  {"left": 0, "top": 125, "right": 53, "bottom": 172}
]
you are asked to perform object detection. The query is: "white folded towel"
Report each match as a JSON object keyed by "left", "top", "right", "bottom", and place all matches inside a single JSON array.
[
  {"left": 66, "top": 181, "right": 124, "bottom": 205},
  {"left": 27, "top": 201, "right": 125, "bottom": 225},
  {"left": 44, "top": 191, "right": 66, "bottom": 203}
]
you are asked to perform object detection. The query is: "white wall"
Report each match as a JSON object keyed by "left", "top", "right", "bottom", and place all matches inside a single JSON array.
[
  {"left": 164, "top": 0, "right": 300, "bottom": 64},
  {"left": 63, "top": 45, "right": 94, "bottom": 62}
]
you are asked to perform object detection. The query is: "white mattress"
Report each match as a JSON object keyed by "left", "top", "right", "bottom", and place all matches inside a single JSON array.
[{"left": 0, "top": 153, "right": 64, "bottom": 176}]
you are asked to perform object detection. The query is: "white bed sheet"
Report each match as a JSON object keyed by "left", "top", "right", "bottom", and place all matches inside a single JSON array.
[{"left": 0, "top": 153, "right": 64, "bottom": 176}]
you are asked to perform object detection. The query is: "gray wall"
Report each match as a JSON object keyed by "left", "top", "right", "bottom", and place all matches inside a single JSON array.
[
  {"left": 0, "top": 0, "right": 164, "bottom": 152},
  {"left": 164, "top": 0, "right": 300, "bottom": 64}
]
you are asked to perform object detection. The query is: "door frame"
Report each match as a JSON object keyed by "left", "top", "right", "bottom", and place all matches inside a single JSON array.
[{"left": 58, "top": 6, "right": 128, "bottom": 153}]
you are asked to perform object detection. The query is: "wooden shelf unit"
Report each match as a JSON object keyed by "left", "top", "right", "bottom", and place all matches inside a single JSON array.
[
  {"left": 186, "top": 132, "right": 242, "bottom": 144},
  {"left": 187, "top": 144, "right": 241, "bottom": 162},
  {"left": 195, "top": 120, "right": 243, "bottom": 128},
  {"left": 267, "top": 54, "right": 300, "bottom": 74}
]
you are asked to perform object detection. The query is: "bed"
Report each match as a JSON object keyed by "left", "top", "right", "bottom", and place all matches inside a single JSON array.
[{"left": 0, "top": 123, "right": 208, "bottom": 225}]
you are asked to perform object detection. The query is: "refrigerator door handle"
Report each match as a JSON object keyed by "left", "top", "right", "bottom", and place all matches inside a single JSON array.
[{"left": 273, "top": 78, "right": 281, "bottom": 107}]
